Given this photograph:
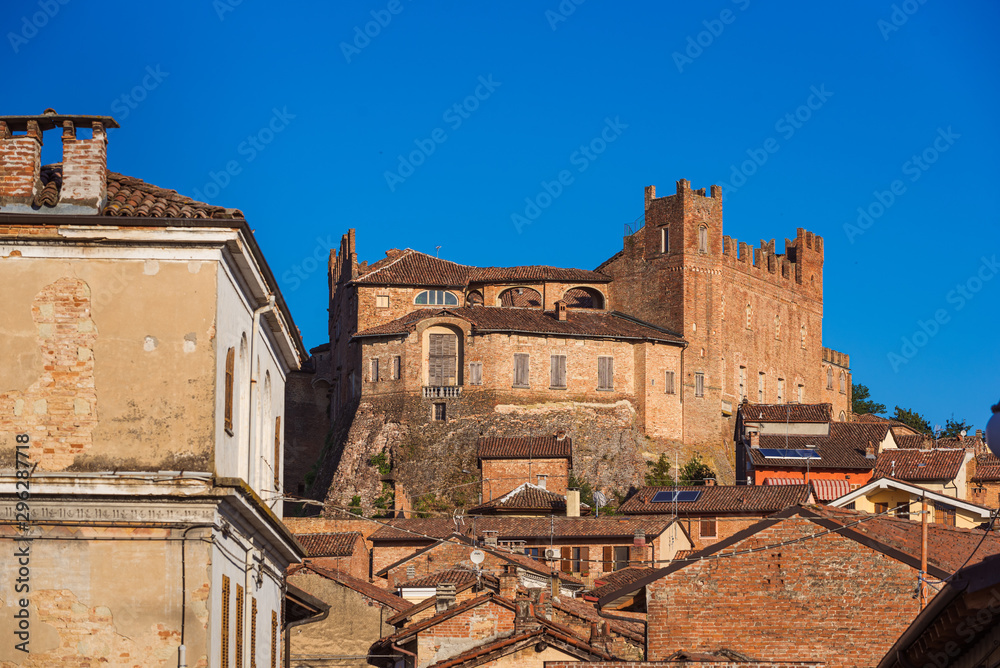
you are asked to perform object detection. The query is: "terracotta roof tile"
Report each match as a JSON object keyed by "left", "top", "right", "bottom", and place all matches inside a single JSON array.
[
  {"left": 478, "top": 436, "right": 572, "bottom": 460},
  {"left": 742, "top": 402, "right": 833, "bottom": 423},
  {"left": 353, "top": 306, "right": 685, "bottom": 344},
  {"left": 294, "top": 532, "right": 363, "bottom": 557},
  {"left": 895, "top": 434, "right": 985, "bottom": 452},
  {"left": 395, "top": 568, "right": 479, "bottom": 589},
  {"left": 497, "top": 286, "right": 542, "bottom": 308},
  {"left": 468, "top": 483, "right": 590, "bottom": 515},
  {"left": 551, "top": 594, "right": 645, "bottom": 640},
  {"left": 875, "top": 448, "right": 966, "bottom": 481},
  {"left": 748, "top": 422, "right": 887, "bottom": 470},
  {"left": 296, "top": 564, "right": 412, "bottom": 612},
  {"left": 619, "top": 484, "right": 812, "bottom": 515},
  {"left": 33, "top": 165, "right": 243, "bottom": 219},
  {"left": 369, "top": 517, "right": 676, "bottom": 542},
  {"left": 973, "top": 453, "right": 1000, "bottom": 482},
  {"left": 585, "top": 567, "right": 657, "bottom": 602}
]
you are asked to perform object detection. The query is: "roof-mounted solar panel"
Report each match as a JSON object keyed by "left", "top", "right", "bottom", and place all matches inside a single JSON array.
[
  {"left": 759, "top": 448, "right": 820, "bottom": 460},
  {"left": 650, "top": 490, "right": 703, "bottom": 503}
]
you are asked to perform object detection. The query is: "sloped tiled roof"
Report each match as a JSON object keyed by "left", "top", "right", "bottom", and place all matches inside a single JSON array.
[
  {"left": 34, "top": 165, "right": 243, "bottom": 218},
  {"left": 551, "top": 594, "right": 645, "bottom": 640},
  {"left": 895, "top": 434, "right": 985, "bottom": 453},
  {"left": 468, "top": 483, "right": 590, "bottom": 515},
  {"left": 350, "top": 248, "right": 609, "bottom": 288},
  {"left": 293, "top": 564, "right": 412, "bottom": 612},
  {"left": 294, "top": 532, "right": 363, "bottom": 557},
  {"left": 742, "top": 402, "right": 833, "bottom": 423},
  {"left": 748, "top": 422, "right": 888, "bottom": 470},
  {"left": 353, "top": 306, "right": 685, "bottom": 344},
  {"left": 584, "top": 567, "right": 656, "bottom": 602},
  {"left": 478, "top": 436, "right": 572, "bottom": 460},
  {"left": 973, "top": 453, "right": 1000, "bottom": 482},
  {"left": 763, "top": 477, "right": 851, "bottom": 502},
  {"left": 875, "top": 448, "right": 967, "bottom": 481},
  {"left": 853, "top": 413, "right": 918, "bottom": 432},
  {"left": 618, "top": 484, "right": 812, "bottom": 515},
  {"left": 369, "top": 517, "right": 676, "bottom": 542},
  {"left": 395, "top": 568, "right": 479, "bottom": 589}
]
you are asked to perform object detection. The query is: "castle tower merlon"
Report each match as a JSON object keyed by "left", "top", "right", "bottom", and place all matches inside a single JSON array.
[{"left": 644, "top": 185, "right": 656, "bottom": 210}]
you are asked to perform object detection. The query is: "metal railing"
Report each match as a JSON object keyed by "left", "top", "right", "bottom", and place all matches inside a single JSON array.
[{"left": 624, "top": 213, "right": 645, "bottom": 236}]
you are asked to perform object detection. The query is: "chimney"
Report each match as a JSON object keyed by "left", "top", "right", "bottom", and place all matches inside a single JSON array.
[
  {"left": 514, "top": 596, "right": 540, "bottom": 631},
  {"left": 537, "top": 474, "right": 547, "bottom": 490},
  {"left": 957, "top": 430, "right": 965, "bottom": 442},
  {"left": 60, "top": 120, "right": 108, "bottom": 212},
  {"left": 555, "top": 300, "right": 568, "bottom": 321},
  {"left": 750, "top": 431, "right": 760, "bottom": 448},
  {"left": 555, "top": 429, "right": 567, "bottom": 441},
  {"left": 549, "top": 571, "right": 560, "bottom": 599},
  {"left": 630, "top": 530, "right": 648, "bottom": 567},
  {"left": 0, "top": 119, "right": 42, "bottom": 207},
  {"left": 566, "top": 489, "right": 581, "bottom": 518},
  {"left": 499, "top": 564, "right": 518, "bottom": 600},
  {"left": 483, "top": 530, "right": 498, "bottom": 548},
  {"left": 435, "top": 583, "right": 456, "bottom": 613},
  {"left": 704, "top": 478, "right": 716, "bottom": 486},
  {"left": 865, "top": 440, "right": 876, "bottom": 459}
]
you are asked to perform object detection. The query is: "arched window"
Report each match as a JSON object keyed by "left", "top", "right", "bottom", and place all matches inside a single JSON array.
[
  {"left": 839, "top": 371, "right": 846, "bottom": 393},
  {"left": 498, "top": 287, "right": 542, "bottom": 308},
  {"left": 827, "top": 367, "right": 833, "bottom": 390},
  {"left": 466, "top": 290, "right": 484, "bottom": 306},
  {"left": 562, "top": 287, "right": 605, "bottom": 309},
  {"left": 839, "top": 410, "right": 847, "bottom": 422},
  {"left": 415, "top": 290, "right": 459, "bottom": 306},
  {"left": 745, "top": 303, "right": 752, "bottom": 329},
  {"left": 698, "top": 225, "right": 708, "bottom": 253}
]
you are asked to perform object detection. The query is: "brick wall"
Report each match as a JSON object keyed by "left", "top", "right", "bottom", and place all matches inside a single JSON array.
[
  {"left": 481, "top": 458, "right": 569, "bottom": 498},
  {"left": 545, "top": 662, "right": 822, "bottom": 668},
  {"left": 415, "top": 598, "right": 516, "bottom": 666},
  {"left": 674, "top": 515, "right": 770, "bottom": 552},
  {"left": 969, "top": 483, "right": 1000, "bottom": 510},
  {"left": 0, "top": 120, "right": 42, "bottom": 205},
  {"left": 645, "top": 517, "right": 920, "bottom": 667}
]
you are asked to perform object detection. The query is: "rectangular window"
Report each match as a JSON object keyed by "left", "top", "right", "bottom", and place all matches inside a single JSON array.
[
  {"left": 661, "top": 227, "right": 669, "bottom": 253},
  {"left": 698, "top": 226, "right": 708, "bottom": 253},
  {"left": 934, "top": 502, "right": 956, "bottom": 526},
  {"left": 513, "top": 353, "right": 530, "bottom": 388},
  {"left": 875, "top": 502, "right": 889, "bottom": 514},
  {"left": 777, "top": 378, "right": 784, "bottom": 403},
  {"left": 224, "top": 348, "right": 235, "bottom": 435},
  {"left": 576, "top": 547, "right": 589, "bottom": 575},
  {"left": 550, "top": 355, "right": 567, "bottom": 389},
  {"left": 739, "top": 367, "right": 746, "bottom": 402},
  {"left": 561, "top": 546, "right": 573, "bottom": 573},
  {"left": 597, "top": 356, "right": 614, "bottom": 391},
  {"left": 375, "top": 295, "right": 389, "bottom": 308},
  {"left": 758, "top": 372, "right": 765, "bottom": 402},
  {"left": 429, "top": 333, "right": 458, "bottom": 386},
  {"left": 433, "top": 403, "right": 446, "bottom": 421},
  {"left": 236, "top": 584, "right": 245, "bottom": 668},
  {"left": 273, "top": 416, "right": 281, "bottom": 490},
  {"left": 602, "top": 546, "right": 613, "bottom": 572},
  {"left": 370, "top": 358, "right": 379, "bottom": 382},
  {"left": 392, "top": 355, "right": 401, "bottom": 380},
  {"left": 665, "top": 370, "right": 676, "bottom": 395},
  {"left": 695, "top": 372, "right": 705, "bottom": 397},
  {"left": 700, "top": 519, "right": 717, "bottom": 538},
  {"left": 251, "top": 597, "right": 258, "bottom": 668},
  {"left": 222, "top": 575, "right": 231, "bottom": 667},
  {"left": 894, "top": 502, "right": 910, "bottom": 520},
  {"left": 469, "top": 362, "right": 482, "bottom": 385},
  {"left": 797, "top": 384, "right": 804, "bottom": 403},
  {"left": 613, "top": 546, "right": 629, "bottom": 571},
  {"left": 524, "top": 547, "right": 540, "bottom": 560}
]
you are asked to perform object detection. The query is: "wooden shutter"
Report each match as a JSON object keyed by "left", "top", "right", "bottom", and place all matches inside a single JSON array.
[
  {"left": 696, "top": 373, "right": 705, "bottom": 397},
  {"left": 442, "top": 334, "right": 457, "bottom": 385},
  {"left": 224, "top": 348, "right": 235, "bottom": 432},
  {"left": 580, "top": 547, "right": 589, "bottom": 576},
  {"left": 598, "top": 357, "right": 613, "bottom": 390},
  {"left": 429, "top": 334, "right": 444, "bottom": 386},
  {"left": 514, "top": 354, "right": 529, "bottom": 387},
  {"left": 222, "top": 575, "right": 231, "bottom": 667},
  {"left": 371, "top": 358, "right": 379, "bottom": 382},
  {"left": 273, "top": 416, "right": 281, "bottom": 489},
  {"left": 561, "top": 546, "right": 572, "bottom": 573},
  {"left": 550, "top": 355, "right": 566, "bottom": 388},
  {"left": 470, "top": 362, "right": 482, "bottom": 385},
  {"left": 236, "top": 584, "right": 245, "bottom": 668},
  {"left": 665, "top": 371, "right": 675, "bottom": 395},
  {"left": 393, "top": 355, "right": 401, "bottom": 380},
  {"left": 251, "top": 597, "right": 258, "bottom": 668},
  {"left": 602, "top": 546, "right": 613, "bottom": 572}
]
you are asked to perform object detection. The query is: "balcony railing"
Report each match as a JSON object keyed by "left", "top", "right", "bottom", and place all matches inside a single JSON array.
[
  {"left": 625, "top": 213, "right": 645, "bottom": 236},
  {"left": 423, "top": 386, "right": 462, "bottom": 398}
]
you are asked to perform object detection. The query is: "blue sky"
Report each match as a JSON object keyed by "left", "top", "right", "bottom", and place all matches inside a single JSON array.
[{"left": 6, "top": 0, "right": 997, "bottom": 431}]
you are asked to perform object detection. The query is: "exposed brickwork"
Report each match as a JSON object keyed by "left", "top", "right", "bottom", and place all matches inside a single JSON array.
[
  {"left": 645, "top": 517, "right": 923, "bottom": 667},
  {"left": 0, "top": 277, "right": 97, "bottom": 470},
  {"left": 482, "top": 458, "right": 569, "bottom": 499},
  {"left": 60, "top": 121, "right": 108, "bottom": 210},
  {"left": 0, "top": 120, "right": 42, "bottom": 205}
]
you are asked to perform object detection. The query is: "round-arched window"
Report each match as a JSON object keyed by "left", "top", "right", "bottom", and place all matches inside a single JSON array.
[{"left": 415, "top": 290, "right": 459, "bottom": 306}]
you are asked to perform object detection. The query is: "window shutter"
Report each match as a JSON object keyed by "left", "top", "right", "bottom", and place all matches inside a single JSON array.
[
  {"left": 598, "top": 357, "right": 613, "bottom": 390},
  {"left": 393, "top": 355, "right": 401, "bottom": 380},
  {"left": 470, "top": 362, "right": 482, "bottom": 385},
  {"left": 371, "top": 358, "right": 379, "bottom": 382},
  {"left": 579, "top": 547, "right": 589, "bottom": 576},
  {"left": 514, "top": 354, "right": 529, "bottom": 387},
  {"left": 665, "top": 371, "right": 675, "bottom": 395},
  {"left": 551, "top": 355, "right": 566, "bottom": 388},
  {"left": 442, "top": 334, "right": 457, "bottom": 385},
  {"left": 602, "top": 546, "right": 613, "bottom": 572},
  {"left": 224, "top": 348, "right": 235, "bottom": 433},
  {"left": 561, "top": 546, "right": 572, "bottom": 573},
  {"left": 696, "top": 372, "right": 705, "bottom": 397}
]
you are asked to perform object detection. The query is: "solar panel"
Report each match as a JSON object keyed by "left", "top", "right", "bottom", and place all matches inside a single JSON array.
[
  {"left": 758, "top": 448, "right": 820, "bottom": 460},
  {"left": 650, "top": 490, "right": 703, "bottom": 503}
]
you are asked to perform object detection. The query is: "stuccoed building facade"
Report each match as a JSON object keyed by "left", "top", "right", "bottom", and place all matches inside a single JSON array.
[{"left": 0, "top": 111, "right": 306, "bottom": 667}]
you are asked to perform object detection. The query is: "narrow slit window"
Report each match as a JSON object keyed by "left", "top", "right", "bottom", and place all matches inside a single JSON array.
[
  {"left": 665, "top": 370, "right": 675, "bottom": 395},
  {"left": 392, "top": 355, "right": 401, "bottom": 380},
  {"left": 695, "top": 372, "right": 705, "bottom": 397},
  {"left": 224, "top": 347, "right": 235, "bottom": 434},
  {"left": 661, "top": 227, "right": 669, "bottom": 253},
  {"left": 370, "top": 358, "right": 379, "bottom": 382}
]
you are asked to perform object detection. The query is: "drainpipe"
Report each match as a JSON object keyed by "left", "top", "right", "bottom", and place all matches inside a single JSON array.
[
  {"left": 284, "top": 608, "right": 330, "bottom": 668},
  {"left": 247, "top": 295, "right": 276, "bottom": 486}
]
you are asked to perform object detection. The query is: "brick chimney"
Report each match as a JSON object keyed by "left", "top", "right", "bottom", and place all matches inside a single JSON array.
[
  {"left": 537, "top": 474, "right": 547, "bottom": 490},
  {"left": 555, "top": 429, "right": 567, "bottom": 441},
  {"left": 60, "top": 120, "right": 108, "bottom": 211},
  {"left": 499, "top": 564, "right": 518, "bottom": 600},
  {"left": 566, "top": 489, "right": 580, "bottom": 518},
  {"left": 483, "top": 530, "right": 498, "bottom": 548},
  {"left": 749, "top": 431, "right": 760, "bottom": 448},
  {"left": 630, "top": 530, "right": 647, "bottom": 567},
  {"left": 704, "top": 478, "right": 716, "bottom": 486},
  {"left": 435, "top": 583, "right": 456, "bottom": 613},
  {"left": 0, "top": 119, "right": 42, "bottom": 207},
  {"left": 555, "top": 300, "right": 568, "bottom": 321},
  {"left": 865, "top": 440, "right": 876, "bottom": 459}
]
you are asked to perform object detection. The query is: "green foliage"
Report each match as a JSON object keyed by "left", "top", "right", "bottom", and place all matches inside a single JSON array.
[
  {"left": 370, "top": 451, "right": 391, "bottom": 476},
  {"left": 892, "top": 406, "right": 932, "bottom": 435},
  {"left": 348, "top": 495, "right": 363, "bottom": 516},
  {"left": 678, "top": 454, "right": 714, "bottom": 486},
  {"left": 941, "top": 416, "right": 973, "bottom": 438},
  {"left": 371, "top": 481, "right": 395, "bottom": 518},
  {"left": 567, "top": 470, "right": 595, "bottom": 508},
  {"left": 412, "top": 493, "right": 450, "bottom": 518},
  {"left": 645, "top": 453, "right": 676, "bottom": 487},
  {"left": 852, "top": 384, "right": 887, "bottom": 416}
]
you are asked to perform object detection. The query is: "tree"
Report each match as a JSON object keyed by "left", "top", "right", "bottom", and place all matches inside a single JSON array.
[
  {"left": 941, "top": 416, "right": 974, "bottom": 438},
  {"left": 678, "top": 454, "right": 714, "bottom": 486},
  {"left": 645, "top": 454, "right": 676, "bottom": 487},
  {"left": 852, "top": 384, "right": 886, "bottom": 416},
  {"left": 567, "top": 470, "right": 595, "bottom": 508},
  {"left": 892, "top": 406, "right": 932, "bottom": 435}
]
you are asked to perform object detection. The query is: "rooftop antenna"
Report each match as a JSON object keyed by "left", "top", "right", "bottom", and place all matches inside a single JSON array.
[{"left": 435, "top": 245, "right": 442, "bottom": 257}]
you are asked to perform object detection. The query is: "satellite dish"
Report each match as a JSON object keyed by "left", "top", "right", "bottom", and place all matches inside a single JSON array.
[
  {"left": 960, "top": 429, "right": 967, "bottom": 438},
  {"left": 470, "top": 549, "right": 485, "bottom": 565},
  {"left": 592, "top": 491, "right": 608, "bottom": 509}
]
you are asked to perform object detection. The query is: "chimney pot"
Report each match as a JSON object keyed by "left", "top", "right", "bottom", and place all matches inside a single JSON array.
[
  {"left": 555, "top": 300, "right": 568, "bottom": 321},
  {"left": 750, "top": 431, "right": 760, "bottom": 448},
  {"left": 566, "top": 489, "right": 580, "bottom": 518},
  {"left": 435, "top": 583, "right": 457, "bottom": 613},
  {"left": 537, "top": 474, "right": 547, "bottom": 490}
]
